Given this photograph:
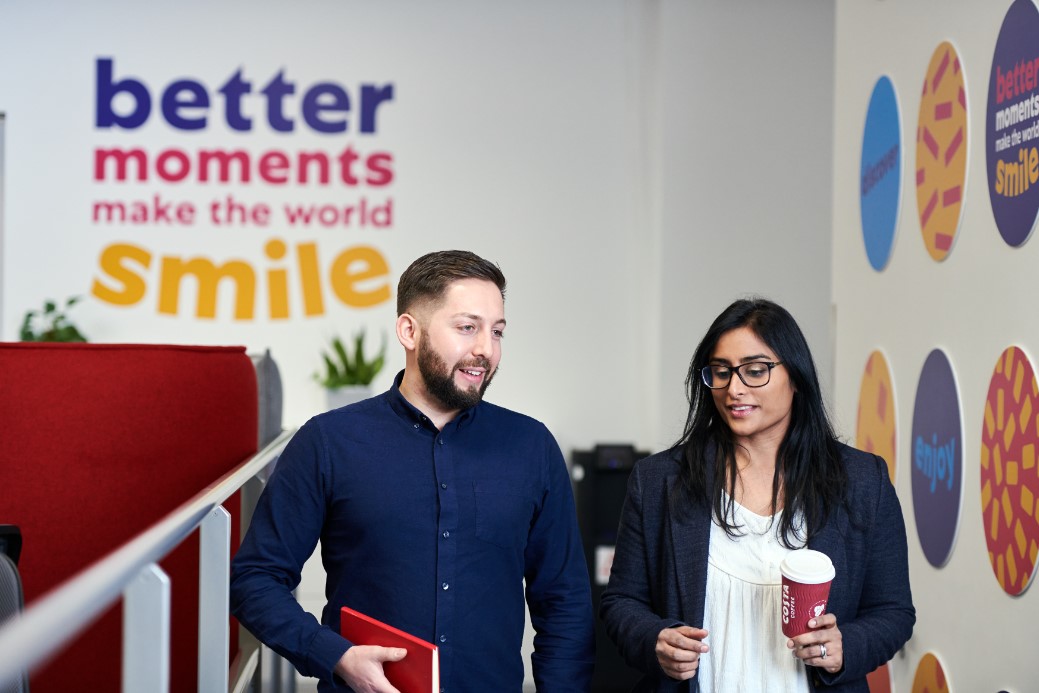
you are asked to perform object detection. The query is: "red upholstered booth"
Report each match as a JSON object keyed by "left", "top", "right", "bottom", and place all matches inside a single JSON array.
[{"left": 0, "top": 343, "right": 259, "bottom": 693}]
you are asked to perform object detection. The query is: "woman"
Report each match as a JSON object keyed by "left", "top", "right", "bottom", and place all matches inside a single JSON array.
[{"left": 600, "top": 298, "right": 914, "bottom": 692}]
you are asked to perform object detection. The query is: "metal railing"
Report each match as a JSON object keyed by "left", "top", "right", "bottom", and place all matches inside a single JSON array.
[{"left": 0, "top": 429, "right": 295, "bottom": 693}]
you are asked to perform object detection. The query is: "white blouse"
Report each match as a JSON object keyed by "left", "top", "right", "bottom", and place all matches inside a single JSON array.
[{"left": 697, "top": 496, "right": 810, "bottom": 693}]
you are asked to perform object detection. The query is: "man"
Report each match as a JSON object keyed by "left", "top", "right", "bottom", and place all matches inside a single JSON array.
[{"left": 230, "top": 250, "right": 595, "bottom": 692}]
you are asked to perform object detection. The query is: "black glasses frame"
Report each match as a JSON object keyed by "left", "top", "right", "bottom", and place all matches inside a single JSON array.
[{"left": 700, "top": 361, "right": 783, "bottom": 389}]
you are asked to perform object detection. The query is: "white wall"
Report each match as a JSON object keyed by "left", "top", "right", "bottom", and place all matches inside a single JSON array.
[
  {"left": 0, "top": 0, "right": 654, "bottom": 457},
  {"left": 833, "top": 1, "right": 1039, "bottom": 690},
  {"left": 0, "top": 0, "right": 837, "bottom": 455},
  {"left": 0, "top": 112, "right": 5, "bottom": 331},
  {"left": 0, "top": 0, "right": 837, "bottom": 458},
  {"left": 654, "top": 0, "right": 836, "bottom": 448}
]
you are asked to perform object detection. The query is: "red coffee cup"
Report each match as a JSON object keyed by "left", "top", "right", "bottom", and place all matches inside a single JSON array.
[{"left": 780, "top": 549, "right": 835, "bottom": 637}]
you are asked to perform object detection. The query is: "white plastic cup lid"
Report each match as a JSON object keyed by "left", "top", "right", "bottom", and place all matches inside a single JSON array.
[{"left": 780, "top": 549, "right": 835, "bottom": 584}]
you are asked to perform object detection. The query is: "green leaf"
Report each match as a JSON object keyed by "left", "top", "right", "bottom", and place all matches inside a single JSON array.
[
  {"left": 316, "top": 329, "right": 387, "bottom": 388},
  {"left": 19, "top": 297, "right": 89, "bottom": 343}
]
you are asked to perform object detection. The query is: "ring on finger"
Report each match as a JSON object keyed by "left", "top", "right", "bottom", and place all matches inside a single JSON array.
[{"left": 819, "top": 643, "right": 827, "bottom": 659}]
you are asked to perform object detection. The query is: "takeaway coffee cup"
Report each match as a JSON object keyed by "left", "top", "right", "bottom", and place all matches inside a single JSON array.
[{"left": 780, "top": 549, "right": 835, "bottom": 638}]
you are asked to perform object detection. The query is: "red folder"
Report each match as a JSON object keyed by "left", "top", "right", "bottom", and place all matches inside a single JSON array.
[{"left": 340, "top": 606, "right": 439, "bottom": 693}]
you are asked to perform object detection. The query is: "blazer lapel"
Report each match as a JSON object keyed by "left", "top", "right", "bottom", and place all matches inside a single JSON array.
[
  {"left": 806, "top": 508, "right": 848, "bottom": 617},
  {"left": 666, "top": 473, "right": 711, "bottom": 622}
]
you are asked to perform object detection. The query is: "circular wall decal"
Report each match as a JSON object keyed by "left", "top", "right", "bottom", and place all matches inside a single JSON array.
[
  {"left": 916, "top": 41, "right": 969, "bottom": 261},
  {"left": 866, "top": 662, "right": 892, "bottom": 693},
  {"left": 986, "top": 0, "right": 1039, "bottom": 247},
  {"left": 981, "top": 346, "right": 1039, "bottom": 595},
  {"left": 860, "top": 76, "right": 903, "bottom": 271},
  {"left": 911, "top": 652, "right": 950, "bottom": 693},
  {"left": 911, "top": 349, "right": 963, "bottom": 568},
  {"left": 856, "top": 350, "right": 897, "bottom": 481}
]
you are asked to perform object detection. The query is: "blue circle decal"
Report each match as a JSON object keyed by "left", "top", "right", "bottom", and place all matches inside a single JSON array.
[{"left": 860, "top": 76, "right": 902, "bottom": 271}]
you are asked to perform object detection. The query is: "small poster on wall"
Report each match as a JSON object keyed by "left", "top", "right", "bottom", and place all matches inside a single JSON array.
[
  {"left": 911, "top": 349, "right": 963, "bottom": 568},
  {"left": 860, "top": 76, "right": 902, "bottom": 272},
  {"left": 986, "top": 0, "right": 1039, "bottom": 247},
  {"left": 916, "top": 41, "right": 969, "bottom": 262}
]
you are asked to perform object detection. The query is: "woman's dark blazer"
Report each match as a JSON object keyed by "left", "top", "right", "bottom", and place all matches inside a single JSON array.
[{"left": 599, "top": 443, "right": 915, "bottom": 692}]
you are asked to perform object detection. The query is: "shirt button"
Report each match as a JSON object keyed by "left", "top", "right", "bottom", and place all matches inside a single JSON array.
[
  {"left": 442, "top": 531, "right": 450, "bottom": 538},
  {"left": 413, "top": 423, "right": 420, "bottom": 429},
  {"left": 442, "top": 582, "right": 449, "bottom": 590},
  {"left": 439, "top": 634, "right": 447, "bottom": 643},
  {"left": 438, "top": 438, "right": 444, "bottom": 445},
  {"left": 441, "top": 483, "right": 448, "bottom": 489}
]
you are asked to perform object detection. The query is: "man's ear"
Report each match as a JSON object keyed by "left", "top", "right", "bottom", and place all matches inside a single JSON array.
[{"left": 397, "top": 312, "right": 420, "bottom": 351}]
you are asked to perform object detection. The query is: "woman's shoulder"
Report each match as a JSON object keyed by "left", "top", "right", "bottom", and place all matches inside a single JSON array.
[
  {"left": 635, "top": 447, "right": 684, "bottom": 473},
  {"left": 834, "top": 441, "right": 893, "bottom": 492},
  {"left": 625, "top": 447, "right": 683, "bottom": 487}
]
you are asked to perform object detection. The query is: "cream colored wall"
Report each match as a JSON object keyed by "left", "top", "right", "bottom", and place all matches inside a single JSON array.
[
  {"left": 833, "top": 1, "right": 1039, "bottom": 690},
  {"left": 654, "top": 0, "right": 837, "bottom": 450},
  {"left": 0, "top": 0, "right": 655, "bottom": 457}
]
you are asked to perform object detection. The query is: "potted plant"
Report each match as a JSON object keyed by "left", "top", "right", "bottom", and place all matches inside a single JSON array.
[
  {"left": 316, "top": 330, "right": 386, "bottom": 410},
  {"left": 19, "top": 296, "right": 89, "bottom": 342}
]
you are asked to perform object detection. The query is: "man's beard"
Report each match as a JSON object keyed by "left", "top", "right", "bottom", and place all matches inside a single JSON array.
[{"left": 417, "top": 333, "right": 496, "bottom": 412}]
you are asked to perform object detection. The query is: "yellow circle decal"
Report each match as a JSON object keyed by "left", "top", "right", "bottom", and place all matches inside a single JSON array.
[
  {"left": 856, "top": 350, "right": 897, "bottom": 481},
  {"left": 916, "top": 41, "right": 969, "bottom": 261},
  {"left": 911, "top": 652, "right": 949, "bottom": 693}
]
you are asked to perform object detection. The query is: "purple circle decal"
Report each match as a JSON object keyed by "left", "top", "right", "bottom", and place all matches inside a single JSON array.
[
  {"left": 911, "top": 349, "right": 963, "bottom": 568},
  {"left": 986, "top": 0, "right": 1039, "bottom": 247}
]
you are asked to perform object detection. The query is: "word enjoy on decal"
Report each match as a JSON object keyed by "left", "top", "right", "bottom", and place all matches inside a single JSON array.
[{"left": 914, "top": 433, "right": 957, "bottom": 493}]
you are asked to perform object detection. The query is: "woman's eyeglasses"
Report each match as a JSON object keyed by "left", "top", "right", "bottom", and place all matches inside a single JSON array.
[{"left": 700, "top": 362, "right": 783, "bottom": 389}]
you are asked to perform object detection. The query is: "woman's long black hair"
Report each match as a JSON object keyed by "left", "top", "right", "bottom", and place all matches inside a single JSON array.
[{"left": 675, "top": 298, "right": 846, "bottom": 547}]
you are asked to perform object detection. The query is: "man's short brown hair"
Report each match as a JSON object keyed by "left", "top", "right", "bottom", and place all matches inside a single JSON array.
[{"left": 396, "top": 250, "right": 507, "bottom": 316}]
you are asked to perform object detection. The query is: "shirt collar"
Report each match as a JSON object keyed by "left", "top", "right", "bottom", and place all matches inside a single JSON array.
[{"left": 386, "top": 369, "right": 478, "bottom": 431}]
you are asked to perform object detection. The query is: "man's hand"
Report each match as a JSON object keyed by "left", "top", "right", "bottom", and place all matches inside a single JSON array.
[
  {"left": 334, "top": 645, "right": 407, "bottom": 693},
  {"left": 655, "top": 625, "right": 709, "bottom": 681}
]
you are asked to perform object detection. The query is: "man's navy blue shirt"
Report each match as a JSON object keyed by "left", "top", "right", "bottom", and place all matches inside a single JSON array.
[{"left": 230, "top": 372, "right": 595, "bottom": 692}]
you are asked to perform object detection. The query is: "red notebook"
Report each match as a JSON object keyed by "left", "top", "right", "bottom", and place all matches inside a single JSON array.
[{"left": 340, "top": 606, "right": 439, "bottom": 693}]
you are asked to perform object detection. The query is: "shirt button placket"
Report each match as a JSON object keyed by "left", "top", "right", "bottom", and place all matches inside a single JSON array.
[{"left": 433, "top": 430, "right": 456, "bottom": 686}]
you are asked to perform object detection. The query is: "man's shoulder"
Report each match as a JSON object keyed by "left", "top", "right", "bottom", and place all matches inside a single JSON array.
[
  {"left": 476, "top": 399, "right": 549, "bottom": 432},
  {"left": 303, "top": 391, "right": 389, "bottom": 432}
]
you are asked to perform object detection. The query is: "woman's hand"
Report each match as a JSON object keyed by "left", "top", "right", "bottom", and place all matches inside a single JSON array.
[
  {"left": 787, "top": 613, "right": 843, "bottom": 674},
  {"left": 655, "top": 625, "right": 709, "bottom": 681}
]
